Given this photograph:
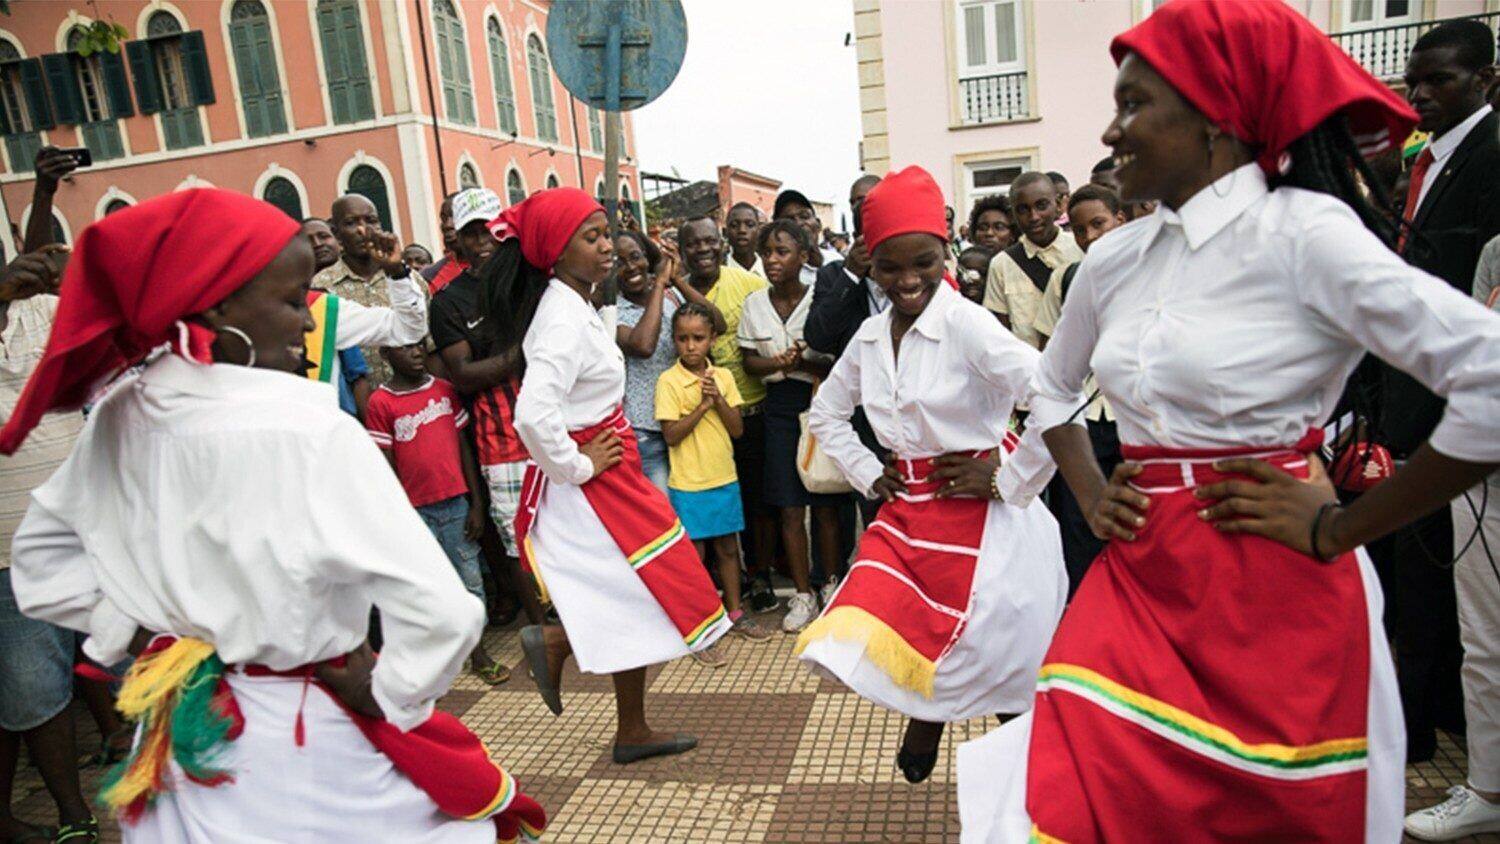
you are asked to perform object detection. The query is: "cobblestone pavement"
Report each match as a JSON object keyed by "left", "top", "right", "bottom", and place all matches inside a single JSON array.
[{"left": 13, "top": 618, "right": 1500, "bottom": 843}]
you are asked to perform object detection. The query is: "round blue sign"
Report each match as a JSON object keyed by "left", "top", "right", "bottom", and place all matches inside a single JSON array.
[{"left": 546, "top": 0, "right": 688, "bottom": 112}]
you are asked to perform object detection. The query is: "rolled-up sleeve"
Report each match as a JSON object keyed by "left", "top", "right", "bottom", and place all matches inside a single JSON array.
[{"left": 1297, "top": 206, "right": 1500, "bottom": 463}]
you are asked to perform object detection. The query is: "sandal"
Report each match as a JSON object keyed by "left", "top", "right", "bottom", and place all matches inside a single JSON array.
[
  {"left": 86, "top": 728, "right": 133, "bottom": 768},
  {"left": 472, "top": 662, "right": 510, "bottom": 686},
  {"left": 53, "top": 817, "right": 98, "bottom": 843}
]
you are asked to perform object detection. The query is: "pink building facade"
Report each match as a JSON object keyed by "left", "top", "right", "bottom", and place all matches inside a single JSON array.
[
  {"left": 856, "top": 0, "right": 1497, "bottom": 220},
  {"left": 0, "top": 0, "right": 640, "bottom": 258}
]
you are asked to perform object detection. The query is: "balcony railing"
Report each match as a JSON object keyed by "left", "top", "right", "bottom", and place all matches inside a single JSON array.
[
  {"left": 959, "top": 70, "right": 1029, "bottom": 125},
  {"left": 1332, "top": 11, "right": 1499, "bottom": 81}
]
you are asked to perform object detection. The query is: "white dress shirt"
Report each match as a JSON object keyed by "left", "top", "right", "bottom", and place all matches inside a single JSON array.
[
  {"left": 515, "top": 278, "right": 627, "bottom": 487},
  {"left": 808, "top": 282, "right": 1043, "bottom": 498},
  {"left": 10, "top": 354, "right": 483, "bottom": 732},
  {"left": 1415, "top": 104, "right": 1492, "bottom": 211},
  {"left": 736, "top": 285, "right": 832, "bottom": 385},
  {"left": 1012, "top": 164, "right": 1500, "bottom": 502}
]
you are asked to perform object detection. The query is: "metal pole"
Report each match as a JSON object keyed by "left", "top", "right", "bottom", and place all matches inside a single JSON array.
[
  {"left": 567, "top": 93, "right": 586, "bottom": 188},
  {"left": 603, "top": 17, "right": 621, "bottom": 231},
  {"left": 413, "top": 0, "right": 448, "bottom": 198}
]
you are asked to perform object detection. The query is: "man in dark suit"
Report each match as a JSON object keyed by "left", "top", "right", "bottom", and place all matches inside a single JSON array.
[
  {"left": 1376, "top": 18, "right": 1499, "bottom": 764},
  {"left": 805, "top": 174, "right": 883, "bottom": 359}
]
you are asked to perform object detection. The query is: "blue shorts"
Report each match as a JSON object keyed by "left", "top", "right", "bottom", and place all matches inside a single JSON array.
[
  {"left": 0, "top": 569, "right": 74, "bottom": 731},
  {"left": 669, "top": 481, "right": 746, "bottom": 541}
]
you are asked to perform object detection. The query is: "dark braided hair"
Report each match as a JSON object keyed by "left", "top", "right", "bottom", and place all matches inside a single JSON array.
[
  {"left": 671, "top": 300, "right": 718, "bottom": 336},
  {"left": 1271, "top": 115, "right": 1400, "bottom": 249}
]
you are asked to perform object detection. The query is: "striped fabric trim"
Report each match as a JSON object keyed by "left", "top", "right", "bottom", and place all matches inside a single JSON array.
[
  {"left": 683, "top": 604, "right": 727, "bottom": 646},
  {"left": 627, "top": 521, "right": 686, "bottom": 571},
  {"left": 462, "top": 768, "right": 515, "bottom": 820},
  {"left": 1037, "top": 664, "right": 1368, "bottom": 780},
  {"left": 302, "top": 294, "right": 340, "bottom": 384},
  {"left": 868, "top": 519, "right": 981, "bottom": 558},
  {"left": 1030, "top": 825, "right": 1067, "bottom": 844}
]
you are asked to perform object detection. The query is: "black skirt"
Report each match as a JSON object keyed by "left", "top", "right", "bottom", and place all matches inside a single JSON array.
[{"left": 762, "top": 379, "right": 851, "bottom": 509}]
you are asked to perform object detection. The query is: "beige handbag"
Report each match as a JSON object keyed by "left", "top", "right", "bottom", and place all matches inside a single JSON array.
[{"left": 796, "top": 382, "right": 854, "bottom": 494}]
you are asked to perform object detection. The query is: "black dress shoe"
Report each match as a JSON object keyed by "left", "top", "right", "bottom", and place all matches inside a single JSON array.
[
  {"left": 613, "top": 734, "right": 698, "bottom": 764},
  {"left": 896, "top": 747, "right": 938, "bottom": 783}
]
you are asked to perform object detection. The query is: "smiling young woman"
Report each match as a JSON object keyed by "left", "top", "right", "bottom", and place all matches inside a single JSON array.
[{"left": 959, "top": 2, "right": 1500, "bottom": 842}]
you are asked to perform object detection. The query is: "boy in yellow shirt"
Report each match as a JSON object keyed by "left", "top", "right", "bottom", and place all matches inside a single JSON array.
[{"left": 657, "top": 303, "right": 774, "bottom": 660}]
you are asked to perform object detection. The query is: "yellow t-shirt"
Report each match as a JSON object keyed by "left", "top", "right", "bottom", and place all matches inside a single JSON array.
[
  {"left": 655, "top": 361, "right": 743, "bottom": 492},
  {"left": 704, "top": 265, "right": 768, "bottom": 406}
]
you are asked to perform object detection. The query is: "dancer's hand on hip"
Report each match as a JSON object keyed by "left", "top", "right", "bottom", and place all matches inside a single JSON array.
[
  {"left": 316, "top": 642, "right": 385, "bottom": 720},
  {"left": 1194, "top": 455, "right": 1338, "bottom": 557},
  {"left": 581, "top": 429, "right": 624, "bottom": 478},
  {"left": 1085, "top": 462, "right": 1150, "bottom": 542},
  {"left": 869, "top": 457, "right": 908, "bottom": 503},
  {"left": 931, "top": 453, "right": 1001, "bottom": 499}
]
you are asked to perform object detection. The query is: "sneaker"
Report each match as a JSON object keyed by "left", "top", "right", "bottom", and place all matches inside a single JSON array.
[
  {"left": 782, "top": 592, "right": 819, "bottom": 633},
  {"left": 1405, "top": 785, "right": 1500, "bottom": 841},
  {"left": 730, "top": 615, "right": 775, "bottom": 643},
  {"left": 689, "top": 641, "right": 728, "bottom": 669},
  {"left": 746, "top": 580, "right": 780, "bottom": 614},
  {"left": 818, "top": 577, "right": 841, "bottom": 609}
]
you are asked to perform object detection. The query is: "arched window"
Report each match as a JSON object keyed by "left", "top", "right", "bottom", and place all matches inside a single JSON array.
[
  {"left": 586, "top": 105, "right": 602, "bottom": 151},
  {"left": 262, "top": 175, "right": 302, "bottom": 219},
  {"left": 136, "top": 11, "right": 208, "bottom": 150},
  {"left": 432, "top": 0, "right": 475, "bottom": 125},
  {"left": 315, "top": 0, "right": 374, "bottom": 124},
  {"left": 347, "top": 164, "right": 392, "bottom": 231},
  {"left": 485, "top": 18, "right": 516, "bottom": 135},
  {"left": 228, "top": 0, "right": 287, "bottom": 137},
  {"left": 505, "top": 169, "right": 525, "bottom": 206},
  {"left": 104, "top": 198, "right": 131, "bottom": 216},
  {"left": 63, "top": 27, "right": 127, "bottom": 162},
  {"left": 458, "top": 162, "right": 479, "bottom": 189},
  {"left": 525, "top": 35, "right": 556, "bottom": 143},
  {"left": 0, "top": 40, "right": 45, "bottom": 173},
  {"left": 545, "top": 173, "right": 559, "bottom": 190}
]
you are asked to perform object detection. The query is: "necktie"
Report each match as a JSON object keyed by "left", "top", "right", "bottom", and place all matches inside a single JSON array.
[{"left": 1399, "top": 147, "right": 1434, "bottom": 251}]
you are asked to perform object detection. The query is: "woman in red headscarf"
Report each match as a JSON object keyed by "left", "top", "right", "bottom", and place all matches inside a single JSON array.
[
  {"left": 3, "top": 189, "right": 545, "bottom": 842},
  {"left": 960, "top": 2, "right": 1500, "bottom": 841},
  {"left": 493, "top": 188, "right": 731, "bottom": 764},
  {"left": 794, "top": 165, "right": 1067, "bottom": 784}
]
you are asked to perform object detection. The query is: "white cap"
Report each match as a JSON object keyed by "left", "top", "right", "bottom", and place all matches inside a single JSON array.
[{"left": 452, "top": 188, "right": 502, "bottom": 232}]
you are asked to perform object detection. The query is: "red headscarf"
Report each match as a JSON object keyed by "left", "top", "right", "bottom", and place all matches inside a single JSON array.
[
  {"left": 860, "top": 165, "right": 949, "bottom": 254},
  {"left": 0, "top": 189, "right": 299, "bottom": 454},
  {"left": 487, "top": 187, "right": 605, "bottom": 273},
  {"left": 1111, "top": 0, "right": 1417, "bottom": 176}
]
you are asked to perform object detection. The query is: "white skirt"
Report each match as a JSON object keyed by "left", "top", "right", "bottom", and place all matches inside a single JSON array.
[
  {"left": 799, "top": 498, "right": 1067, "bottom": 722},
  {"left": 955, "top": 548, "right": 1406, "bottom": 843},
  {"left": 125, "top": 672, "right": 493, "bottom": 844},
  {"left": 529, "top": 480, "right": 721, "bottom": 674}
]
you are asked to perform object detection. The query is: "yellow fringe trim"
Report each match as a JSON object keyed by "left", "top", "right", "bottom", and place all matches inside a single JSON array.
[
  {"left": 794, "top": 605, "right": 937, "bottom": 698},
  {"left": 114, "top": 638, "right": 216, "bottom": 719},
  {"left": 522, "top": 535, "right": 552, "bottom": 606}
]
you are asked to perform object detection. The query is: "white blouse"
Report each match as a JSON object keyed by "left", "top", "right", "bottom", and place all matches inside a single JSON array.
[
  {"left": 515, "top": 278, "right": 627, "bottom": 487},
  {"left": 10, "top": 355, "right": 484, "bottom": 732},
  {"left": 1015, "top": 164, "right": 1500, "bottom": 500},
  {"left": 736, "top": 285, "right": 833, "bottom": 385},
  {"left": 808, "top": 281, "right": 1044, "bottom": 498}
]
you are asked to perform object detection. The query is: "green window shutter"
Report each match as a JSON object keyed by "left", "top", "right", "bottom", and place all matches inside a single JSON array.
[
  {"left": 324, "top": 0, "right": 372, "bottom": 122},
  {"left": 98, "top": 49, "right": 135, "bottom": 117},
  {"left": 19, "top": 59, "right": 54, "bottom": 130},
  {"left": 347, "top": 164, "right": 391, "bottom": 231},
  {"left": 41, "top": 54, "right": 84, "bottom": 126},
  {"left": 125, "top": 40, "right": 163, "bottom": 114},
  {"left": 230, "top": 5, "right": 285, "bottom": 137},
  {"left": 181, "top": 31, "right": 216, "bottom": 106},
  {"left": 314, "top": 1, "right": 347, "bottom": 123}
]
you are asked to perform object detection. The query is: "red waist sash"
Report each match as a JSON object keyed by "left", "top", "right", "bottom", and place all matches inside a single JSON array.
[
  {"left": 794, "top": 433, "right": 1018, "bottom": 697},
  {"left": 513, "top": 407, "right": 730, "bottom": 650},
  {"left": 1026, "top": 431, "right": 1374, "bottom": 842}
]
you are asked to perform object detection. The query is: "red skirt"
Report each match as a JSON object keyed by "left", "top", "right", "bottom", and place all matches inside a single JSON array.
[{"left": 1025, "top": 435, "right": 1388, "bottom": 842}]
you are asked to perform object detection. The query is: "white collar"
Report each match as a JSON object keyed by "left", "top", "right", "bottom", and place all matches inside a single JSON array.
[
  {"left": 857, "top": 278, "right": 957, "bottom": 344},
  {"left": 1138, "top": 163, "right": 1268, "bottom": 254},
  {"left": 1428, "top": 104, "right": 1492, "bottom": 164},
  {"left": 138, "top": 353, "right": 336, "bottom": 405}
]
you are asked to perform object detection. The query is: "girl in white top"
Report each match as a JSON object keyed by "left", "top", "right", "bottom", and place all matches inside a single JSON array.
[
  {"left": 490, "top": 188, "right": 730, "bottom": 766},
  {"left": 737, "top": 219, "right": 841, "bottom": 635},
  {"left": 966, "top": 4, "right": 1500, "bottom": 841},
  {"left": 3, "top": 190, "right": 496, "bottom": 841},
  {"left": 799, "top": 166, "right": 1067, "bottom": 786}
]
